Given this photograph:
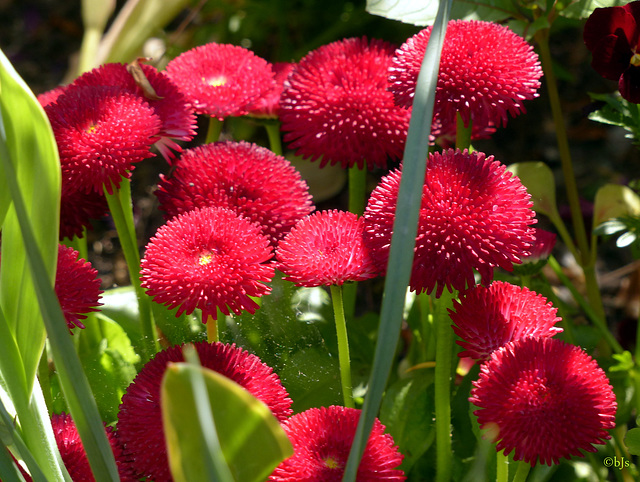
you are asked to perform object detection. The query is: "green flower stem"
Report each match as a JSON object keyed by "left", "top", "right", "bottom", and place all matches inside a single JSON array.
[
  {"left": 206, "top": 117, "right": 224, "bottom": 144},
  {"left": 547, "top": 255, "right": 622, "bottom": 354},
  {"left": 104, "top": 179, "right": 158, "bottom": 363},
  {"left": 512, "top": 461, "right": 531, "bottom": 482},
  {"left": 263, "top": 120, "right": 283, "bottom": 156},
  {"left": 496, "top": 450, "right": 509, "bottom": 482},
  {"left": 455, "top": 112, "right": 472, "bottom": 151},
  {"left": 205, "top": 308, "right": 224, "bottom": 343},
  {"left": 434, "top": 289, "right": 455, "bottom": 482},
  {"left": 535, "top": 28, "right": 605, "bottom": 321},
  {"left": 330, "top": 284, "right": 354, "bottom": 409}
]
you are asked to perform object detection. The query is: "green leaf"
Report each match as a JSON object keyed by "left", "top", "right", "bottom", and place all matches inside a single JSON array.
[
  {"left": 624, "top": 428, "right": 640, "bottom": 456},
  {"left": 588, "top": 92, "right": 640, "bottom": 143},
  {"left": 507, "top": 161, "right": 559, "bottom": 219},
  {"left": 162, "top": 361, "right": 293, "bottom": 482},
  {"left": 610, "top": 351, "right": 634, "bottom": 372},
  {"left": 592, "top": 184, "right": 640, "bottom": 228},
  {"left": 560, "top": 0, "right": 627, "bottom": 19}
]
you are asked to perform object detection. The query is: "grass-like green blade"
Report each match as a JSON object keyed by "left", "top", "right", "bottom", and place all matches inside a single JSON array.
[{"left": 342, "top": 1, "right": 453, "bottom": 480}]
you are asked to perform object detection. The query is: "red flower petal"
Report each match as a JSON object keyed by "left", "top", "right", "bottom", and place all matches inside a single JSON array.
[
  {"left": 279, "top": 37, "right": 410, "bottom": 170},
  {"left": 117, "top": 341, "right": 293, "bottom": 482},
  {"left": 140, "top": 205, "right": 274, "bottom": 317},
  {"left": 276, "top": 210, "right": 379, "bottom": 287},
  {"left": 269, "top": 406, "right": 404, "bottom": 481},
  {"left": 470, "top": 337, "right": 617, "bottom": 465},
  {"left": 155, "top": 141, "right": 314, "bottom": 247},
  {"left": 449, "top": 281, "right": 562, "bottom": 360}
]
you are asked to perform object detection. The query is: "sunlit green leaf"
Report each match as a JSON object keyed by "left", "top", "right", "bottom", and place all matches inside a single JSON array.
[
  {"left": 624, "top": 427, "right": 640, "bottom": 455},
  {"left": 162, "top": 362, "right": 293, "bottom": 482},
  {"left": 507, "top": 161, "right": 559, "bottom": 219},
  {"left": 561, "top": 0, "right": 627, "bottom": 19},
  {"left": 593, "top": 184, "right": 640, "bottom": 228}
]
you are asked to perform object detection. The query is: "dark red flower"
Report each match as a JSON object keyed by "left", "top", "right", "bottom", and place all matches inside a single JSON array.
[
  {"left": 276, "top": 210, "right": 378, "bottom": 287},
  {"left": 16, "top": 412, "right": 138, "bottom": 482},
  {"left": 269, "top": 405, "right": 405, "bottom": 481},
  {"left": 140, "top": 205, "right": 274, "bottom": 319},
  {"left": 388, "top": 21, "right": 542, "bottom": 141},
  {"left": 279, "top": 37, "right": 411, "bottom": 170},
  {"left": 55, "top": 244, "right": 103, "bottom": 330},
  {"left": 584, "top": 1, "right": 640, "bottom": 103},
  {"left": 117, "top": 341, "right": 293, "bottom": 482},
  {"left": 155, "top": 141, "right": 314, "bottom": 246},
  {"left": 37, "top": 86, "right": 67, "bottom": 107},
  {"left": 164, "top": 43, "right": 274, "bottom": 120},
  {"left": 71, "top": 62, "right": 198, "bottom": 163},
  {"left": 449, "top": 281, "right": 562, "bottom": 360},
  {"left": 364, "top": 149, "right": 536, "bottom": 297},
  {"left": 45, "top": 84, "right": 162, "bottom": 194},
  {"left": 59, "top": 182, "right": 109, "bottom": 241},
  {"left": 246, "top": 62, "right": 295, "bottom": 118},
  {"left": 470, "top": 337, "right": 617, "bottom": 465}
]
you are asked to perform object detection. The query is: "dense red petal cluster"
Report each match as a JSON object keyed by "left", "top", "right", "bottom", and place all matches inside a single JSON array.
[
  {"left": 117, "top": 341, "right": 293, "bottom": 482},
  {"left": 269, "top": 405, "right": 404, "bottom": 481},
  {"left": 140, "top": 205, "right": 274, "bottom": 317},
  {"left": 155, "top": 141, "right": 314, "bottom": 246},
  {"left": 72, "top": 62, "right": 197, "bottom": 163},
  {"left": 246, "top": 62, "right": 295, "bottom": 118},
  {"left": 470, "top": 337, "right": 617, "bottom": 465},
  {"left": 584, "top": 1, "right": 640, "bottom": 103},
  {"left": 165, "top": 43, "right": 274, "bottom": 120},
  {"left": 24, "top": 412, "right": 137, "bottom": 482},
  {"left": 279, "top": 36, "right": 411, "bottom": 170},
  {"left": 388, "top": 21, "right": 542, "bottom": 140},
  {"left": 449, "top": 281, "right": 562, "bottom": 360},
  {"left": 55, "top": 244, "right": 103, "bottom": 330},
  {"left": 276, "top": 210, "right": 378, "bottom": 287},
  {"left": 45, "top": 85, "right": 162, "bottom": 194},
  {"left": 364, "top": 149, "right": 536, "bottom": 297}
]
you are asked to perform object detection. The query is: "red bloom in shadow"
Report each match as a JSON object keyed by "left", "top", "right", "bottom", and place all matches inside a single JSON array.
[
  {"left": 364, "top": 149, "right": 536, "bottom": 297},
  {"left": 279, "top": 37, "right": 411, "bottom": 170},
  {"left": 117, "top": 341, "right": 293, "bottom": 482},
  {"left": 140, "top": 205, "right": 274, "bottom": 319},
  {"left": 155, "top": 141, "right": 314, "bottom": 247},
  {"left": 584, "top": 1, "right": 640, "bottom": 103},
  {"left": 269, "top": 405, "right": 404, "bottom": 481},
  {"left": 55, "top": 244, "right": 103, "bottom": 330},
  {"left": 276, "top": 210, "right": 378, "bottom": 287},
  {"left": 470, "top": 337, "right": 617, "bottom": 465},
  {"left": 449, "top": 281, "right": 562, "bottom": 360}
]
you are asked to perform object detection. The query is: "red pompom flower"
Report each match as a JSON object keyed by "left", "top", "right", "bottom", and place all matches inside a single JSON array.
[
  {"left": 140, "top": 205, "right": 274, "bottom": 319},
  {"left": 449, "top": 281, "right": 562, "bottom": 360},
  {"left": 55, "top": 244, "right": 103, "bottom": 330},
  {"left": 388, "top": 21, "right": 542, "bottom": 143},
  {"left": 470, "top": 337, "right": 617, "bottom": 465},
  {"left": 584, "top": 1, "right": 640, "bottom": 103},
  {"left": 72, "top": 62, "right": 197, "bottom": 163},
  {"left": 246, "top": 62, "right": 295, "bottom": 118},
  {"left": 364, "top": 149, "right": 536, "bottom": 297},
  {"left": 269, "top": 405, "right": 405, "bottom": 481},
  {"left": 45, "top": 84, "right": 162, "bottom": 194},
  {"left": 165, "top": 43, "right": 275, "bottom": 120},
  {"left": 155, "top": 141, "right": 314, "bottom": 246},
  {"left": 276, "top": 210, "right": 378, "bottom": 287},
  {"left": 117, "top": 341, "right": 293, "bottom": 482},
  {"left": 279, "top": 36, "right": 411, "bottom": 170}
]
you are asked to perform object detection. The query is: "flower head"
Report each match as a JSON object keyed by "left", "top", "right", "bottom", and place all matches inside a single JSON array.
[
  {"left": 246, "top": 62, "right": 295, "bottom": 118},
  {"left": 584, "top": 1, "right": 640, "bottom": 103},
  {"left": 55, "top": 244, "right": 103, "bottom": 330},
  {"left": 117, "top": 341, "right": 293, "bottom": 482},
  {"left": 269, "top": 405, "right": 405, "bottom": 481},
  {"left": 276, "top": 210, "right": 378, "bottom": 287},
  {"left": 449, "top": 281, "right": 562, "bottom": 360},
  {"left": 364, "top": 149, "right": 536, "bottom": 297},
  {"left": 470, "top": 337, "right": 617, "bottom": 465},
  {"left": 389, "top": 21, "right": 542, "bottom": 140},
  {"left": 279, "top": 37, "right": 411, "bottom": 170},
  {"left": 59, "top": 182, "right": 109, "bottom": 241},
  {"left": 155, "top": 141, "right": 314, "bottom": 246},
  {"left": 165, "top": 43, "right": 275, "bottom": 120},
  {"left": 71, "top": 62, "right": 197, "bottom": 163},
  {"left": 140, "top": 205, "right": 274, "bottom": 318},
  {"left": 45, "top": 84, "right": 162, "bottom": 194},
  {"left": 40, "top": 412, "right": 136, "bottom": 482}
]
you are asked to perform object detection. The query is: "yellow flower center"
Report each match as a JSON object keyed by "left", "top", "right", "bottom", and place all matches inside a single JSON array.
[
  {"left": 198, "top": 252, "right": 213, "bottom": 265},
  {"left": 86, "top": 123, "right": 98, "bottom": 134},
  {"left": 205, "top": 75, "right": 228, "bottom": 87},
  {"left": 631, "top": 47, "right": 640, "bottom": 67},
  {"left": 323, "top": 456, "right": 341, "bottom": 469}
]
